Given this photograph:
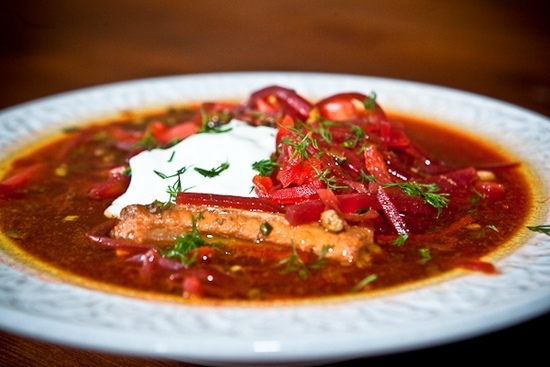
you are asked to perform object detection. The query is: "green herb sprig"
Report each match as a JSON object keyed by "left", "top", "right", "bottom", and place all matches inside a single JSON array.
[
  {"left": 418, "top": 248, "right": 432, "bottom": 264},
  {"left": 527, "top": 224, "right": 550, "bottom": 236},
  {"left": 392, "top": 233, "right": 409, "bottom": 246},
  {"left": 350, "top": 274, "right": 378, "bottom": 293},
  {"left": 198, "top": 106, "right": 233, "bottom": 134},
  {"left": 384, "top": 182, "right": 449, "bottom": 216},
  {"left": 279, "top": 242, "right": 333, "bottom": 279},
  {"left": 194, "top": 161, "right": 230, "bottom": 178},
  {"left": 309, "top": 245, "right": 334, "bottom": 270},
  {"left": 154, "top": 165, "right": 190, "bottom": 203},
  {"left": 158, "top": 214, "right": 207, "bottom": 266},
  {"left": 311, "top": 166, "right": 348, "bottom": 190},
  {"left": 281, "top": 133, "right": 313, "bottom": 161},
  {"left": 363, "top": 92, "right": 378, "bottom": 110},
  {"left": 279, "top": 241, "right": 308, "bottom": 279},
  {"left": 252, "top": 159, "right": 279, "bottom": 176},
  {"left": 342, "top": 124, "right": 365, "bottom": 149}
]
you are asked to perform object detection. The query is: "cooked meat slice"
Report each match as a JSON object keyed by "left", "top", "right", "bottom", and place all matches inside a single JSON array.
[{"left": 111, "top": 203, "right": 375, "bottom": 264}]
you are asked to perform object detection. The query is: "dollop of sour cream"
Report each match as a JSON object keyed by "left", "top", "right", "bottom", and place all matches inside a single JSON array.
[{"left": 105, "top": 119, "right": 277, "bottom": 217}]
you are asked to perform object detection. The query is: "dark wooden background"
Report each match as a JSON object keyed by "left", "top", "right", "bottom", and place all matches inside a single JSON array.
[{"left": 1, "top": 1, "right": 549, "bottom": 366}]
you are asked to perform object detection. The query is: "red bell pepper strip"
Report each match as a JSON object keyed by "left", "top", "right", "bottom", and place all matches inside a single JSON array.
[
  {"left": 275, "top": 114, "right": 296, "bottom": 145},
  {"left": 276, "top": 154, "right": 318, "bottom": 188},
  {"left": 0, "top": 162, "right": 46, "bottom": 189},
  {"left": 107, "top": 125, "right": 144, "bottom": 151},
  {"left": 182, "top": 276, "right": 203, "bottom": 297},
  {"left": 88, "top": 174, "right": 130, "bottom": 200},
  {"left": 315, "top": 92, "right": 391, "bottom": 142},
  {"left": 255, "top": 181, "right": 324, "bottom": 205},
  {"left": 363, "top": 144, "right": 393, "bottom": 184},
  {"left": 252, "top": 175, "right": 274, "bottom": 195},
  {"left": 285, "top": 191, "right": 382, "bottom": 226},
  {"left": 315, "top": 92, "right": 370, "bottom": 121},
  {"left": 148, "top": 120, "right": 199, "bottom": 145},
  {"left": 474, "top": 181, "right": 506, "bottom": 201},
  {"left": 249, "top": 86, "right": 313, "bottom": 121}
]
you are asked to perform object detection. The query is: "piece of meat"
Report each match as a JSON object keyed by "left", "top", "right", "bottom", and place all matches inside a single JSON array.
[{"left": 110, "top": 203, "right": 375, "bottom": 264}]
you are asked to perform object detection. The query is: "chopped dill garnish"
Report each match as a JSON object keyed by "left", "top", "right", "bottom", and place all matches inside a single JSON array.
[
  {"left": 384, "top": 182, "right": 449, "bottom": 217},
  {"left": 392, "top": 233, "right": 409, "bottom": 246},
  {"left": 154, "top": 165, "right": 190, "bottom": 203},
  {"left": 315, "top": 122, "right": 333, "bottom": 144},
  {"left": 350, "top": 274, "right": 377, "bottom": 293},
  {"left": 198, "top": 106, "right": 233, "bottom": 133},
  {"left": 359, "top": 170, "right": 375, "bottom": 183},
  {"left": 158, "top": 214, "right": 207, "bottom": 266},
  {"left": 252, "top": 159, "right": 279, "bottom": 176},
  {"left": 309, "top": 245, "right": 333, "bottom": 270},
  {"left": 527, "top": 224, "right": 550, "bottom": 236},
  {"left": 281, "top": 134, "right": 312, "bottom": 161},
  {"left": 121, "top": 166, "right": 132, "bottom": 175},
  {"left": 472, "top": 188, "right": 486, "bottom": 199},
  {"left": 363, "top": 92, "right": 377, "bottom": 110},
  {"left": 342, "top": 124, "right": 365, "bottom": 148},
  {"left": 486, "top": 224, "right": 499, "bottom": 232},
  {"left": 311, "top": 166, "right": 348, "bottom": 190},
  {"left": 279, "top": 242, "right": 332, "bottom": 279},
  {"left": 134, "top": 132, "right": 158, "bottom": 150},
  {"left": 279, "top": 241, "right": 308, "bottom": 279},
  {"left": 194, "top": 161, "right": 230, "bottom": 178},
  {"left": 418, "top": 248, "right": 432, "bottom": 264}
]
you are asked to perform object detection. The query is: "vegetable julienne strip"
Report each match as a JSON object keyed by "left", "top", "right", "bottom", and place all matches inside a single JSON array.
[{"left": 175, "top": 192, "right": 283, "bottom": 213}]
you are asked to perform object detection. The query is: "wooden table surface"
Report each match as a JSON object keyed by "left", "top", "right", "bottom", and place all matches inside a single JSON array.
[{"left": 1, "top": 1, "right": 549, "bottom": 366}]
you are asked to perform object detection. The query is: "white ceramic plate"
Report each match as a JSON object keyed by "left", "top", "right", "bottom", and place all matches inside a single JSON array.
[{"left": 1, "top": 72, "right": 549, "bottom": 366}]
